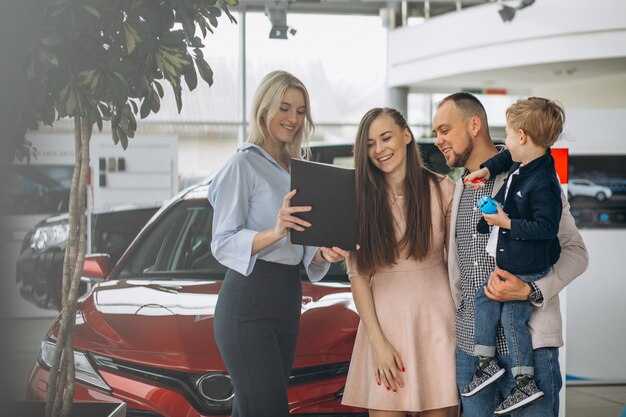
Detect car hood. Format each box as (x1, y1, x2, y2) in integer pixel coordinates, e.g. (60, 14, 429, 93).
(64, 279, 358, 369)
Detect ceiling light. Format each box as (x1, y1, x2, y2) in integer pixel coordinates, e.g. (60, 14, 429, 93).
(498, 5, 516, 22)
(266, 2, 296, 39)
(498, 0, 535, 23)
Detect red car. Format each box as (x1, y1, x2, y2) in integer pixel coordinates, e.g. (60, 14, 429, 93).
(26, 142, 453, 417)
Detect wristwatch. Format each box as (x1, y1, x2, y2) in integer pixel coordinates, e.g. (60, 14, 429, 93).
(528, 282, 544, 303)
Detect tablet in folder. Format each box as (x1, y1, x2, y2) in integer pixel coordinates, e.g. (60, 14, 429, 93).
(290, 158, 357, 251)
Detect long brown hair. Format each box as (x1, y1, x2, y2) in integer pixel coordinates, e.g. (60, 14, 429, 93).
(353, 108, 443, 276)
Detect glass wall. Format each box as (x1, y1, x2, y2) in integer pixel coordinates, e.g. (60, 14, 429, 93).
(244, 12, 387, 128)
(146, 11, 389, 177)
(153, 12, 387, 131)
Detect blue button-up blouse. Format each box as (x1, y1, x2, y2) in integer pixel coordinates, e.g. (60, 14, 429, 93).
(207, 143, 329, 281)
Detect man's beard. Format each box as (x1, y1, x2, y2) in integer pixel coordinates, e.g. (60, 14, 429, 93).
(448, 134, 473, 168)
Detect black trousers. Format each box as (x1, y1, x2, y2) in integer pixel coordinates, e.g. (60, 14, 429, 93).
(214, 260, 302, 417)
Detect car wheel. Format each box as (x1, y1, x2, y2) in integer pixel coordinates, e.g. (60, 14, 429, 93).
(595, 192, 606, 202)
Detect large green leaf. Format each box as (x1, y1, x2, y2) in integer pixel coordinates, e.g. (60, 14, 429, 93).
(154, 80, 164, 98)
(195, 57, 213, 86)
(140, 95, 151, 119)
(107, 72, 130, 105)
(172, 0, 196, 42)
(98, 102, 112, 119)
(172, 83, 183, 113)
(124, 22, 141, 54)
(95, 110, 103, 131)
(184, 63, 198, 91)
(117, 126, 129, 149)
(112, 123, 120, 145)
(129, 100, 138, 115)
(10, 0, 238, 177)
(150, 89, 161, 113)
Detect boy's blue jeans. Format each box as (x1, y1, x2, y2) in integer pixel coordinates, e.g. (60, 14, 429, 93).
(457, 347, 562, 417)
(473, 269, 548, 377)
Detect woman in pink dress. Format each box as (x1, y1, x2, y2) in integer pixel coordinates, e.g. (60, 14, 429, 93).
(342, 108, 458, 417)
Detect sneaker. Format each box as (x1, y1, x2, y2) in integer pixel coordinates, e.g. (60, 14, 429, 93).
(461, 358, 506, 397)
(494, 378, 544, 415)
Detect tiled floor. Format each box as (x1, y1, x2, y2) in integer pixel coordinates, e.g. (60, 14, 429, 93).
(566, 385, 626, 417)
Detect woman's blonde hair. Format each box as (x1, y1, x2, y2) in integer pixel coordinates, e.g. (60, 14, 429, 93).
(248, 70, 314, 162)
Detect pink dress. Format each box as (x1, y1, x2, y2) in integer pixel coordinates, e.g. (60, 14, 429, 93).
(342, 179, 458, 412)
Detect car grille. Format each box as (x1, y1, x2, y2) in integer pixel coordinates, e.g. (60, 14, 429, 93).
(92, 354, 350, 415)
(291, 415, 367, 417)
(124, 410, 367, 417)
(126, 411, 164, 417)
(92, 354, 230, 414)
(289, 362, 350, 385)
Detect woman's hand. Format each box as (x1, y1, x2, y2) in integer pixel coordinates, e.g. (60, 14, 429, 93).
(482, 205, 511, 229)
(316, 246, 351, 263)
(275, 189, 312, 238)
(372, 338, 405, 392)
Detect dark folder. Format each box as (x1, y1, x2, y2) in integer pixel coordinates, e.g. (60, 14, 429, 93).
(290, 158, 357, 251)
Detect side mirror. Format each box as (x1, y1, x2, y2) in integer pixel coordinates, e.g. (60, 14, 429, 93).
(82, 254, 111, 280)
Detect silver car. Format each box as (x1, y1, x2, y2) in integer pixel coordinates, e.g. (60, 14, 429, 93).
(568, 178, 613, 201)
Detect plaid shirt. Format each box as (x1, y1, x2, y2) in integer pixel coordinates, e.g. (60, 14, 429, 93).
(455, 171, 509, 356)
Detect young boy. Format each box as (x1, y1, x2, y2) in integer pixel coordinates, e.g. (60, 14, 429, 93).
(461, 97, 565, 415)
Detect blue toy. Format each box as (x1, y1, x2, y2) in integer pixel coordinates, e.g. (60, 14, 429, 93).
(477, 195, 501, 215)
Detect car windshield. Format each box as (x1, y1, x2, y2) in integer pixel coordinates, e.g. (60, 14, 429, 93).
(116, 198, 349, 283)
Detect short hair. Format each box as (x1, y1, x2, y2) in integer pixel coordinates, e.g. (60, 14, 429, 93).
(506, 97, 565, 147)
(248, 70, 314, 159)
(438, 92, 489, 127)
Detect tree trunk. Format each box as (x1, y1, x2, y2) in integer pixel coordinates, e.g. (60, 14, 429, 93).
(46, 115, 92, 417)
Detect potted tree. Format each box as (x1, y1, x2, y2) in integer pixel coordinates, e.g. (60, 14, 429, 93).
(1, 0, 237, 416)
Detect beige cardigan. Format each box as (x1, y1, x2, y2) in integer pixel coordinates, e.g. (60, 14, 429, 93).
(447, 173, 589, 349)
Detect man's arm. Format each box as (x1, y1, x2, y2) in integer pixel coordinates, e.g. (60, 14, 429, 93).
(533, 189, 588, 304)
(485, 189, 588, 305)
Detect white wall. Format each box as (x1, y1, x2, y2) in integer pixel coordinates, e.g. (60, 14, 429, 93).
(534, 73, 626, 109)
(177, 134, 237, 180)
(388, 0, 626, 88)
(568, 230, 626, 382)
(558, 108, 626, 154)
(556, 108, 626, 383)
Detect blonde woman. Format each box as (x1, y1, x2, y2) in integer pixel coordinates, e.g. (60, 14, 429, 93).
(208, 70, 346, 417)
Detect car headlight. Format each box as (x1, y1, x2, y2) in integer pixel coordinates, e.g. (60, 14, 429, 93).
(31, 223, 69, 251)
(38, 340, 111, 392)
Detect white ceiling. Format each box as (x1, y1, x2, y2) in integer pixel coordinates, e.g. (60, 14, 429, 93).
(236, 0, 491, 17)
(406, 57, 626, 94)
(234, 0, 626, 93)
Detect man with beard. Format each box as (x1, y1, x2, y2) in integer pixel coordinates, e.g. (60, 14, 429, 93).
(432, 92, 588, 417)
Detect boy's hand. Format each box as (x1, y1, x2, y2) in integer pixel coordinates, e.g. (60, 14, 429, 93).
(464, 167, 490, 189)
(482, 205, 511, 229)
